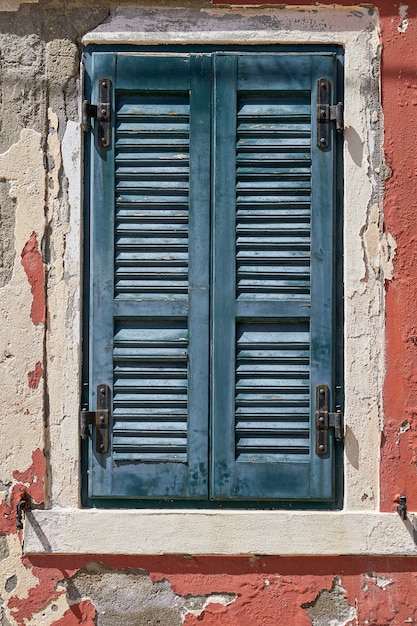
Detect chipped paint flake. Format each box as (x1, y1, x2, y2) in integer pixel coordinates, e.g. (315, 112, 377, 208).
(0, 0, 37, 10)
(364, 572, 393, 589)
(28, 361, 43, 389)
(398, 5, 409, 33)
(302, 577, 357, 626)
(49, 599, 97, 626)
(20, 232, 45, 325)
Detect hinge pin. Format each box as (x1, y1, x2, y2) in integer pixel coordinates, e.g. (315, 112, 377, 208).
(82, 77, 112, 149)
(315, 384, 344, 456)
(317, 78, 344, 149)
(80, 384, 111, 454)
(397, 495, 407, 520)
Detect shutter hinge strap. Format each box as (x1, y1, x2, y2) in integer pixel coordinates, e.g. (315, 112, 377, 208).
(315, 384, 344, 456)
(81, 77, 112, 149)
(80, 384, 110, 454)
(317, 78, 344, 149)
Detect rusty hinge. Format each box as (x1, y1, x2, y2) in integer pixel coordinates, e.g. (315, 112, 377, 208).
(315, 384, 344, 456)
(80, 384, 111, 454)
(317, 78, 344, 150)
(82, 77, 112, 149)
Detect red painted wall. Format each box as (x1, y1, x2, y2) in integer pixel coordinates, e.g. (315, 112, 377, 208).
(11, 555, 417, 625)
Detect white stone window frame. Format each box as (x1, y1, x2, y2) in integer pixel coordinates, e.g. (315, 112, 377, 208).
(25, 6, 416, 556)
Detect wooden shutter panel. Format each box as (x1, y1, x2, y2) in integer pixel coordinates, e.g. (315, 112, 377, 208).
(211, 53, 338, 501)
(86, 53, 211, 500)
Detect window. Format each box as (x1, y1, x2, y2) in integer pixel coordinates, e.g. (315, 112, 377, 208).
(82, 48, 343, 507)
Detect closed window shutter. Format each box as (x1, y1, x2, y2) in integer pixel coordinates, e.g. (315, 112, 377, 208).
(87, 53, 211, 499)
(211, 53, 337, 500)
(85, 49, 340, 504)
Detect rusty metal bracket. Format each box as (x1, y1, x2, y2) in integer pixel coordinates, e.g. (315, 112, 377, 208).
(315, 384, 344, 456)
(16, 497, 30, 531)
(317, 78, 344, 150)
(82, 76, 112, 149)
(80, 384, 110, 454)
(397, 495, 407, 521)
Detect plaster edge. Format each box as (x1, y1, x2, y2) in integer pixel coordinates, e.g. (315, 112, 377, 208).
(24, 510, 417, 556)
(81, 5, 376, 45)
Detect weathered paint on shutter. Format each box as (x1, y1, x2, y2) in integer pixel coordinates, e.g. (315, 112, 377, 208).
(85, 49, 341, 504)
(87, 53, 211, 499)
(211, 53, 337, 500)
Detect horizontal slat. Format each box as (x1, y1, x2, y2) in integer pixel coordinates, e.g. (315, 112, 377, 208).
(236, 93, 312, 298)
(115, 92, 190, 302)
(113, 320, 189, 462)
(235, 323, 310, 460)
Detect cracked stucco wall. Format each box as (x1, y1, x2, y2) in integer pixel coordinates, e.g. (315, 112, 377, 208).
(0, 1, 416, 625)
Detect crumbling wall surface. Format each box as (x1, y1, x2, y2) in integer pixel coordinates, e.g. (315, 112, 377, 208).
(0, 2, 109, 623)
(3, 555, 417, 626)
(0, 1, 416, 625)
(378, 1, 417, 510)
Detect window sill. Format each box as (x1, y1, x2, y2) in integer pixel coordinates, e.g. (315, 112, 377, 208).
(24, 509, 417, 556)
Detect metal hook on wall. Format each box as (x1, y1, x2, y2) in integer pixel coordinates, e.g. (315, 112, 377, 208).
(16, 497, 30, 531)
(396, 495, 407, 521)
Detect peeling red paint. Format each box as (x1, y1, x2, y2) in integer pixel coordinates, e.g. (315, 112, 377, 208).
(8, 561, 78, 626)
(12, 448, 45, 503)
(20, 231, 45, 325)
(379, 3, 417, 510)
(0, 449, 44, 534)
(28, 361, 43, 389)
(17, 556, 417, 625)
(50, 600, 96, 626)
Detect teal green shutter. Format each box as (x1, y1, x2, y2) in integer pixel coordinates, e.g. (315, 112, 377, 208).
(87, 52, 211, 499)
(211, 53, 337, 500)
(85, 49, 340, 504)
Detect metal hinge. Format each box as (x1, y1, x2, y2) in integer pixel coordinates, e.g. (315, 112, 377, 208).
(80, 384, 111, 454)
(317, 78, 344, 150)
(315, 384, 344, 456)
(82, 77, 112, 149)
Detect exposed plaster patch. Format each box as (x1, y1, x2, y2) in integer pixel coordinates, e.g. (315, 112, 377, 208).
(185, 592, 237, 617)
(301, 577, 357, 626)
(361, 203, 381, 281)
(380, 231, 397, 281)
(83, 5, 377, 44)
(0, 181, 17, 289)
(0, 129, 45, 482)
(0, 534, 9, 560)
(5, 574, 17, 593)
(47, 109, 62, 208)
(1, 535, 40, 625)
(396, 420, 411, 444)
(0, 0, 37, 11)
(398, 5, 409, 33)
(61, 120, 81, 281)
(360, 202, 396, 287)
(0, 449, 44, 537)
(63, 564, 237, 626)
(364, 572, 393, 589)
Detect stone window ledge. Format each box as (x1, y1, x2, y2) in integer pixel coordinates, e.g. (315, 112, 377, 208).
(24, 509, 417, 556)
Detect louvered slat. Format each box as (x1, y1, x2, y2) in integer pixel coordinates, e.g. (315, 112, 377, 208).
(236, 98, 311, 301)
(234, 93, 312, 462)
(115, 95, 190, 300)
(235, 323, 310, 461)
(113, 92, 190, 462)
(113, 321, 188, 461)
